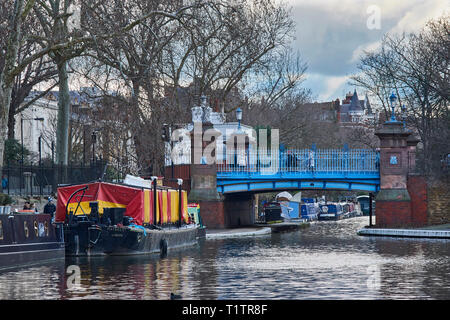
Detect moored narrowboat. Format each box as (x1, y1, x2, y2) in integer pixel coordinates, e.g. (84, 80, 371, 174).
(318, 203, 344, 220)
(300, 203, 319, 221)
(341, 203, 351, 218)
(356, 195, 374, 216)
(56, 179, 200, 256)
(0, 212, 65, 271)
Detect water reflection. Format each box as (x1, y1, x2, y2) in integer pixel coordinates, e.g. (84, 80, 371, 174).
(0, 217, 450, 299)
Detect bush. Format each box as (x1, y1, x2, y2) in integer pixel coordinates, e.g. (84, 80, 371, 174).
(0, 193, 13, 206)
(3, 138, 31, 165)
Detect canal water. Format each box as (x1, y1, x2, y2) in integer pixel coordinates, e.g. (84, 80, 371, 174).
(1, 216, 450, 300)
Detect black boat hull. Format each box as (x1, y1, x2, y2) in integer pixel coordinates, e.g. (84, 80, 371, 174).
(0, 214, 65, 271)
(64, 222, 199, 256)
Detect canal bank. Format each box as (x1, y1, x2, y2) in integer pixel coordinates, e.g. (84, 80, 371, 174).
(358, 223, 450, 239)
(206, 220, 310, 239)
(206, 227, 272, 239)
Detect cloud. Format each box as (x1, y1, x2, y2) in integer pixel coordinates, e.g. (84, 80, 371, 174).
(287, 0, 449, 101)
(349, 41, 381, 64)
(387, 0, 449, 34)
(304, 73, 350, 102)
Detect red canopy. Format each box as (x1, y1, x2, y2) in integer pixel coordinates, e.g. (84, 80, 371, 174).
(56, 181, 189, 226)
(56, 182, 144, 224)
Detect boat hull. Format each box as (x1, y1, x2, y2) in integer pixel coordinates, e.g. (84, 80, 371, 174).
(64, 222, 199, 256)
(317, 213, 344, 221)
(0, 214, 65, 271)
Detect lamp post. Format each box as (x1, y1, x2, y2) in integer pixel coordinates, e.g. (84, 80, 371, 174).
(401, 104, 407, 129)
(91, 130, 97, 164)
(389, 92, 397, 122)
(38, 134, 42, 195)
(236, 107, 242, 131)
(177, 178, 183, 228)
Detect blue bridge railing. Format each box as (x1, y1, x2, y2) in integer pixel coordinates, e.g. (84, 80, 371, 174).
(217, 149, 380, 175)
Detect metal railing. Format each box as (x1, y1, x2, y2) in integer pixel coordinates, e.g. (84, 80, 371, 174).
(1, 161, 108, 196)
(217, 149, 380, 174)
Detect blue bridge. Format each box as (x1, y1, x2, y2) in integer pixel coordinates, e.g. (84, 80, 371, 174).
(217, 149, 380, 194)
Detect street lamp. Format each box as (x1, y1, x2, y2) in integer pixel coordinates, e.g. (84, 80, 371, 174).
(389, 92, 397, 122)
(177, 178, 183, 227)
(236, 107, 242, 130)
(91, 130, 97, 163)
(401, 104, 407, 129)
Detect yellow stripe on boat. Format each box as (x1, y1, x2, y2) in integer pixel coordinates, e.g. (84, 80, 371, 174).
(162, 190, 168, 224)
(67, 200, 126, 215)
(144, 189, 150, 224)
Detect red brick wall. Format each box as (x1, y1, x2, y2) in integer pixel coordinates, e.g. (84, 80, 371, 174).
(163, 164, 191, 192)
(198, 200, 225, 229)
(375, 201, 411, 228)
(407, 175, 428, 227)
(427, 179, 450, 225)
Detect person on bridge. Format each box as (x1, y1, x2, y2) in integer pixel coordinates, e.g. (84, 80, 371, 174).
(309, 150, 315, 171)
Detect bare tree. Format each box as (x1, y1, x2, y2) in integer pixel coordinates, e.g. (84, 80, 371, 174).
(0, 0, 202, 185)
(72, 0, 302, 175)
(351, 14, 450, 177)
(0, 0, 35, 191)
(0, 1, 58, 141)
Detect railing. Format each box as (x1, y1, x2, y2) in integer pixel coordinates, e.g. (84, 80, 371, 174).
(1, 161, 108, 196)
(217, 149, 380, 174)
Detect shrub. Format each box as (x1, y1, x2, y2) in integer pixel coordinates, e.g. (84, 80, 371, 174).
(0, 193, 13, 206)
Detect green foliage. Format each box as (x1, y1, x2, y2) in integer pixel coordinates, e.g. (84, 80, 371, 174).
(3, 138, 30, 165)
(103, 164, 122, 182)
(0, 193, 13, 205)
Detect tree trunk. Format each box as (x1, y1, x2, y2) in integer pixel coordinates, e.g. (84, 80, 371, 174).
(55, 60, 71, 166)
(0, 0, 26, 191)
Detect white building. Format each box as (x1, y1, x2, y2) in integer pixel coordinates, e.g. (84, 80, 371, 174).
(14, 92, 58, 162)
(166, 97, 256, 166)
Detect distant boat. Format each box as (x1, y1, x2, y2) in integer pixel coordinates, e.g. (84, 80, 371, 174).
(318, 204, 344, 220)
(300, 203, 319, 221)
(356, 195, 375, 216)
(275, 191, 293, 202)
(261, 202, 282, 223)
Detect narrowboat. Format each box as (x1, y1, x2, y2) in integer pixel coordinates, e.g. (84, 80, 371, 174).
(318, 203, 344, 220)
(352, 202, 363, 217)
(0, 212, 65, 271)
(261, 202, 282, 223)
(356, 195, 374, 216)
(56, 179, 200, 256)
(341, 203, 350, 218)
(300, 203, 319, 221)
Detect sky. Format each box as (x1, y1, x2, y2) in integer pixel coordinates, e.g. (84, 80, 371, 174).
(288, 0, 449, 102)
